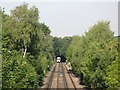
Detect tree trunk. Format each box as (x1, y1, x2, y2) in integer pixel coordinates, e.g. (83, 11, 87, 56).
(23, 45, 27, 58)
(80, 72, 83, 82)
(80, 72, 85, 85)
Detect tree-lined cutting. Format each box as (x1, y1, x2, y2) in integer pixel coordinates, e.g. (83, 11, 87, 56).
(1, 3, 120, 89)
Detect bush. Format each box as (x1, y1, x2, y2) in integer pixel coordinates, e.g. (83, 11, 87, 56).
(2, 50, 38, 88)
(66, 21, 119, 88)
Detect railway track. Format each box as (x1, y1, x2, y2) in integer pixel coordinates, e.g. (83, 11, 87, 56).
(47, 63, 57, 89)
(63, 63, 77, 90)
(46, 62, 76, 89)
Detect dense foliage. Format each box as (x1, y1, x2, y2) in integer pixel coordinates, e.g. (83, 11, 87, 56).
(1, 3, 119, 89)
(52, 36, 72, 61)
(0, 7, 2, 88)
(66, 21, 120, 88)
(2, 3, 54, 88)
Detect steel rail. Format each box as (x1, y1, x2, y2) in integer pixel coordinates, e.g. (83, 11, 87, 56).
(61, 63, 68, 90)
(64, 63, 77, 90)
(46, 63, 57, 89)
(57, 63, 60, 89)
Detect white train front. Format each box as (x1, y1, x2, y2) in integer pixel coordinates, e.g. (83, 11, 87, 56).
(56, 57, 61, 63)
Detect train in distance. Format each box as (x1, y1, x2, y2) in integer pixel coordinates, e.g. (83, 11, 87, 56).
(56, 56, 61, 63)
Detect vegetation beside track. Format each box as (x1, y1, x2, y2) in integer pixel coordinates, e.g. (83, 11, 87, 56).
(66, 21, 120, 88)
(2, 3, 54, 88)
(1, 3, 119, 89)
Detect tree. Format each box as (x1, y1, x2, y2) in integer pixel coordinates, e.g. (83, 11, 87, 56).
(66, 21, 119, 88)
(2, 51, 38, 88)
(9, 3, 39, 58)
(60, 36, 72, 57)
(2, 3, 54, 88)
(0, 7, 2, 88)
(52, 37, 62, 57)
(105, 37, 120, 87)
(52, 36, 72, 61)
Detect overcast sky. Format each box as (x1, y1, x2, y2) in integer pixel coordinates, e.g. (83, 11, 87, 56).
(1, 0, 119, 37)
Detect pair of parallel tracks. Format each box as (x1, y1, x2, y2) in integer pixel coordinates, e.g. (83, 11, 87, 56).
(47, 62, 76, 90)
